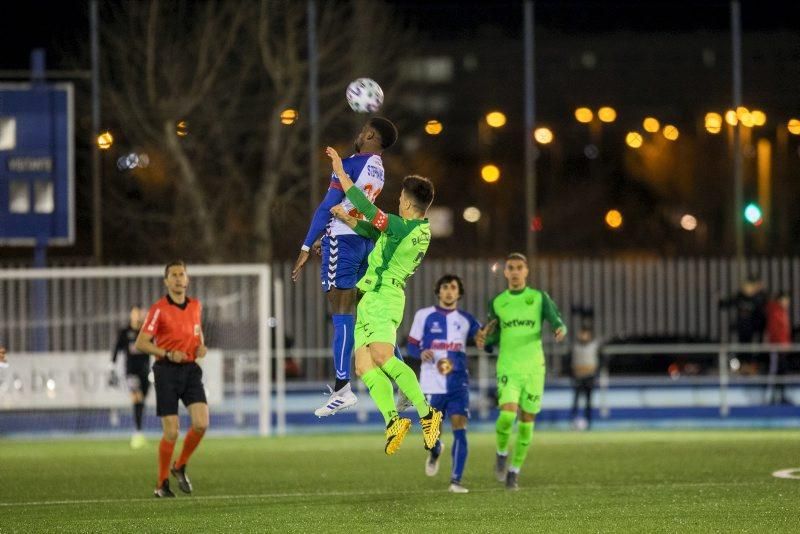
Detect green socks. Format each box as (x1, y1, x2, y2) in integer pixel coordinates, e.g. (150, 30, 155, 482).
(361, 367, 397, 425)
(380, 357, 430, 418)
(511, 421, 535, 471)
(495, 410, 516, 454)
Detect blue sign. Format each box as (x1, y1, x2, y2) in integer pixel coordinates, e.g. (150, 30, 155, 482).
(0, 83, 74, 246)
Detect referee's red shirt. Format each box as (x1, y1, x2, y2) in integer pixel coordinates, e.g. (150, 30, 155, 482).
(142, 295, 203, 362)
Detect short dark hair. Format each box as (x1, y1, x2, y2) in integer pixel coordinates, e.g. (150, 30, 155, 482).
(164, 260, 187, 278)
(506, 252, 528, 264)
(435, 274, 464, 298)
(369, 117, 398, 149)
(402, 175, 434, 213)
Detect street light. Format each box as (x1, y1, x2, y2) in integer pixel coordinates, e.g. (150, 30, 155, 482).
(574, 107, 593, 123)
(744, 202, 763, 226)
(97, 131, 113, 150)
(751, 110, 766, 126)
(663, 124, 679, 141)
(463, 206, 481, 222)
(705, 112, 722, 134)
(425, 120, 443, 135)
(280, 109, 298, 125)
(605, 209, 623, 229)
(643, 117, 660, 133)
(176, 120, 188, 136)
(788, 119, 800, 135)
(597, 106, 616, 123)
(680, 214, 698, 231)
(533, 127, 553, 144)
(625, 131, 643, 148)
(481, 164, 500, 183)
(485, 111, 506, 128)
(725, 110, 738, 126)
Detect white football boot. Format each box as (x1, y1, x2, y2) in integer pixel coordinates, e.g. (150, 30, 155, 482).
(314, 383, 358, 417)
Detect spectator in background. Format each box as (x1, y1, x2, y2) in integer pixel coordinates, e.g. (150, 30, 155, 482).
(765, 292, 792, 405)
(719, 275, 768, 373)
(0, 346, 7, 366)
(570, 326, 600, 430)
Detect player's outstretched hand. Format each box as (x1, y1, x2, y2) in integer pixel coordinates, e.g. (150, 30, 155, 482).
(421, 349, 435, 362)
(475, 319, 497, 350)
(554, 327, 567, 343)
(196, 345, 208, 359)
(330, 204, 358, 229)
(311, 238, 323, 257)
(291, 250, 310, 282)
(325, 147, 346, 180)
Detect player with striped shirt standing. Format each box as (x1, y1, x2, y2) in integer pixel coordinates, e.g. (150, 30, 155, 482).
(292, 118, 398, 417)
(136, 261, 209, 498)
(407, 275, 481, 493)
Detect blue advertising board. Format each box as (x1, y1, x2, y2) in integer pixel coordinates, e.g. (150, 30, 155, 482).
(0, 83, 74, 246)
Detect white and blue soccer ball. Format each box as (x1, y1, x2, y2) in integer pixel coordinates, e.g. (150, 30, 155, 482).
(346, 78, 384, 113)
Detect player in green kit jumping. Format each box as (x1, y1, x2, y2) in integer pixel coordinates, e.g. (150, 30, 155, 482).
(325, 146, 443, 456)
(476, 252, 566, 490)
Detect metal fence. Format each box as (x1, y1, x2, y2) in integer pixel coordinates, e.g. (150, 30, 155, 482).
(276, 256, 800, 349)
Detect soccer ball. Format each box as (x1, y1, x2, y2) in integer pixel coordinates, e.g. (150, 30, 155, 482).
(346, 78, 383, 113)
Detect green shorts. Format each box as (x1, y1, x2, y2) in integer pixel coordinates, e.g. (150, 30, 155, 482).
(354, 289, 405, 350)
(496, 370, 545, 414)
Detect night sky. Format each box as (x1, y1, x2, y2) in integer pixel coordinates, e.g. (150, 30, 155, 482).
(2, 1, 798, 70)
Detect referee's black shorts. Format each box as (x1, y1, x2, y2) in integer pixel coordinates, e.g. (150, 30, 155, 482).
(153, 359, 207, 417)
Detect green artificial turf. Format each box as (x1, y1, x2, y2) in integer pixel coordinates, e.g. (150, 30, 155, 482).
(0, 430, 797, 533)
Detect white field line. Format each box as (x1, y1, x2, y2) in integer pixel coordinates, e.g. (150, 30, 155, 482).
(0, 479, 781, 508)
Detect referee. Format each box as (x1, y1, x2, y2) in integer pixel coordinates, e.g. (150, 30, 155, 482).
(136, 260, 209, 498)
(111, 305, 150, 449)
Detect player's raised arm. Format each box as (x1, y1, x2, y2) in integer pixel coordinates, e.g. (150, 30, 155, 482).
(326, 146, 380, 220)
(292, 179, 346, 282)
(330, 205, 381, 241)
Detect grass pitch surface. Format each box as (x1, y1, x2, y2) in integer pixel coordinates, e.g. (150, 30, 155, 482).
(0, 429, 797, 532)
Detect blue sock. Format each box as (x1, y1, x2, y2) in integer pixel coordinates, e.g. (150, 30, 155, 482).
(451, 429, 468, 483)
(393, 344, 404, 362)
(332, 314, 355, 382)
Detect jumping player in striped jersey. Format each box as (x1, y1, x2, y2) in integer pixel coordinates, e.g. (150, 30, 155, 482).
(292, 118, 398, 417)
(407, 274, 481, 493)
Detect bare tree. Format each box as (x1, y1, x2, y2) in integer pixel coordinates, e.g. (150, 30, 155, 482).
(101, 0, 415, 263)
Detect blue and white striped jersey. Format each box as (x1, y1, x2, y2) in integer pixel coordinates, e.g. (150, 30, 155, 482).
(407, 306, 481, 394)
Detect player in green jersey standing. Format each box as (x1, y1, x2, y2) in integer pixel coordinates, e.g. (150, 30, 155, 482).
(325, 146, 443, 456)
(476, 252, 566, 490)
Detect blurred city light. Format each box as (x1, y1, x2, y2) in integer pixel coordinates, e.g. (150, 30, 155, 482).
(96, 131, 113, 150)
(605, 209, 623, 229)
(597, 106, 617, 123)
(463, 206, 481, 222)
(705, 112, 722, 134)
(485, 111, 506, 128)
(725, 110, 738, 126)
(280, 109, 298, 125)
(481, 164, 500, 183)
(744, 202, 763, 226)
(425, 119, 443, 135)
(787, 119, 800, 135)
(574, 107, 593, 123)
(739, 112, 754, 128)
(663, 124, 679, 141)
(751, 110, 766, 126)
(680, 214, 698, 231)
(176, 120, 188, 137)
(533, 127, 553, 144)
(735, 106, 749, 120)
(625, 131, 643, 148)
(643, 117, 660, 133)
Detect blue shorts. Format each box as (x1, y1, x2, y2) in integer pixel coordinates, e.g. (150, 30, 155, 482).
(427, 388, 470, 419)
(321, 234, 373, 291)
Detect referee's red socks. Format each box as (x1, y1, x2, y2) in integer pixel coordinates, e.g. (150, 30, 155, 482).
(175, 428, 205, 469)
(158, 438, 177, 484)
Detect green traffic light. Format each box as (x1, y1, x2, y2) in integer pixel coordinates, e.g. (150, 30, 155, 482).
(744, 203, 763, 225)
